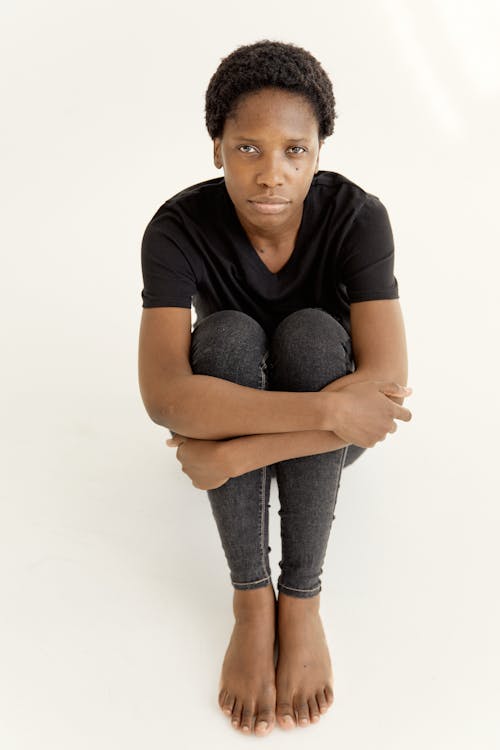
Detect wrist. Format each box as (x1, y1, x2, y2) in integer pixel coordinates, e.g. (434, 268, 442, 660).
(318, 390, 343, 431)
(215, 438, 239, 478)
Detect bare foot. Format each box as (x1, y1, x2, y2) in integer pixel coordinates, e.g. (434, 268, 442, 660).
(275, 592, 334, 729)
(218, 584, 278, 736)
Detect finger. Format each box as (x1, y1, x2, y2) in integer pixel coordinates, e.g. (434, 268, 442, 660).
(166, 437, 181, 446)
(380, 382, 412, 395)
(395, 406, 412, 421)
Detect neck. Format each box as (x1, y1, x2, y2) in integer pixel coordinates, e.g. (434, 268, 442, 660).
(237, 205, 304, 253)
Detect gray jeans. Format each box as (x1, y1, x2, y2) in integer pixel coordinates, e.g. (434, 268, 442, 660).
(170, 307, 367, 599)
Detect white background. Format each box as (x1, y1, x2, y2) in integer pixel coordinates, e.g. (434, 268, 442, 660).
(1, 1, 499, 747)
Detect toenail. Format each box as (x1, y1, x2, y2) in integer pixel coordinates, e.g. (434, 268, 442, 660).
(283, 715, 293, 724)
(257, 721, 268, 730)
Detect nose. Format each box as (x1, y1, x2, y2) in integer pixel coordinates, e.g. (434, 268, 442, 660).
(256, 152, 286, 188)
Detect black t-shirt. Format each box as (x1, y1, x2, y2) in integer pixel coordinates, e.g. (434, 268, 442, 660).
(140, 169, 399, 338)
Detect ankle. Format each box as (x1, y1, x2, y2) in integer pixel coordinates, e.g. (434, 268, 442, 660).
(233, 584, 276, 620)
(278, 591, 321, 616)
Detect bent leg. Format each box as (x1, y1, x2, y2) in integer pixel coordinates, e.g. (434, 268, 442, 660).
(187, 310, 273, 592)
(269, 308, 365, 599)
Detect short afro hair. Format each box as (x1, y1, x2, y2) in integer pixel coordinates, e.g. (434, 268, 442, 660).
(205, 39, 337, 142)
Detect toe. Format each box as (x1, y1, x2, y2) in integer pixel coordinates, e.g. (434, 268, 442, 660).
(316, 690, 328, 714)
(218, 688, 226, 709)
(324, 684, 334, 706)
(308, 696, 321, 723)
(295, 697, 310, 727)
(255, 706, 275, 735)
(231, 700, 242, 729)
(240, 705, 255, 733)
(276, 701, 296, 729)
(222, 692, 235, 716)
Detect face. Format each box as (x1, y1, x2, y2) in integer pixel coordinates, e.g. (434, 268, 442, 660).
(213, 87, 324, 233)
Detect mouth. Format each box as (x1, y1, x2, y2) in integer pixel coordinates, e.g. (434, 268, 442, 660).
(248, 199, 290, 214)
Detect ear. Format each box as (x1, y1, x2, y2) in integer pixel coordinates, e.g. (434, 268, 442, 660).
(315, 139, 324, 173)
(213, 138, 223, 169)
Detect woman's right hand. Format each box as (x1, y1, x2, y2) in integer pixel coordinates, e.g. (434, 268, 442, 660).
(326, 381, 413, 448)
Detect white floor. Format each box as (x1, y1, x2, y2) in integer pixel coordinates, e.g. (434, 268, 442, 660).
(1, 381, 498, 749)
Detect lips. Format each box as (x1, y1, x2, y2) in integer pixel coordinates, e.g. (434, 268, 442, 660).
(249, 200, 290, 214)
(249, 197, 290, 204)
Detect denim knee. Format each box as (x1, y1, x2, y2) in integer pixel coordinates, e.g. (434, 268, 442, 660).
(189, 310, 268, 386)
(270, 307, 354, 392)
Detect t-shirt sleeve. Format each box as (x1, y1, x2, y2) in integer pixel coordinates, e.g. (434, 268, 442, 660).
(141, 221, 198, 308)
(339, 194, 399, 303)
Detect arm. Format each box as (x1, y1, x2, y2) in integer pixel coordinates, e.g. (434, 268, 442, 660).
(158, 296, 407, 441)
(218, 368, 370, 477)
(220, 428, 349, 478)
(218, 299, 410, 477)
(157, 375, 334, 440)
(139, 307, 337, 441)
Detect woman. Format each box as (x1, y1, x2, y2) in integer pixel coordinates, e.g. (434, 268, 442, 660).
(139, 39, 413, 736)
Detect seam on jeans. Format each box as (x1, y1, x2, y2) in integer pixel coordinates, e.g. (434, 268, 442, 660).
(259, 350, 270, 580)
(260, 465, 268, 577)
(330, 445, 349, 520)
(279, 582, 321, 593)
(232, 575, 272, 586)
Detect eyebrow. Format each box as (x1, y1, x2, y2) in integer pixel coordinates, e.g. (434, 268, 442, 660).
(231, 135, 311, 142)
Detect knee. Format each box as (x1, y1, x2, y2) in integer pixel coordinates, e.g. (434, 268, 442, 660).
(190, 309, 268, 388)
(270, 308, 353, 391)
(275, 307, 348, 344)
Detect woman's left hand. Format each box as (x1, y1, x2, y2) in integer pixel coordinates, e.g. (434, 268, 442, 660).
(165, 433, 231, 490)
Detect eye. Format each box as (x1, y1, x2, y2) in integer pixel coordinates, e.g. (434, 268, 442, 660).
(237, 144, 306, 155)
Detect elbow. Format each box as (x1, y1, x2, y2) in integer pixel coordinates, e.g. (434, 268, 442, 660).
(138, 376, 177, 429)
(139, 373, 193, 432)
(139, 391, 173, 428)
(149, 402, 174, 428)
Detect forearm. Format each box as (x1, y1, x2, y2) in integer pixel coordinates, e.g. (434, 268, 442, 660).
(221, 374, 362, 475)
(222, 428, 351, 478)
(152, 374, 331, 440)
(220, 367, 406, 476)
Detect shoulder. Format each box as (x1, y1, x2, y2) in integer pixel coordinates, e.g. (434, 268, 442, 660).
(144, 176, 227, 233)
(311, 170, 387, 215)
(308, 170, 391, 240)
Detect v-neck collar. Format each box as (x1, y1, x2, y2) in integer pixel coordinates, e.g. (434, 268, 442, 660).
(223, 182, 311, 281)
